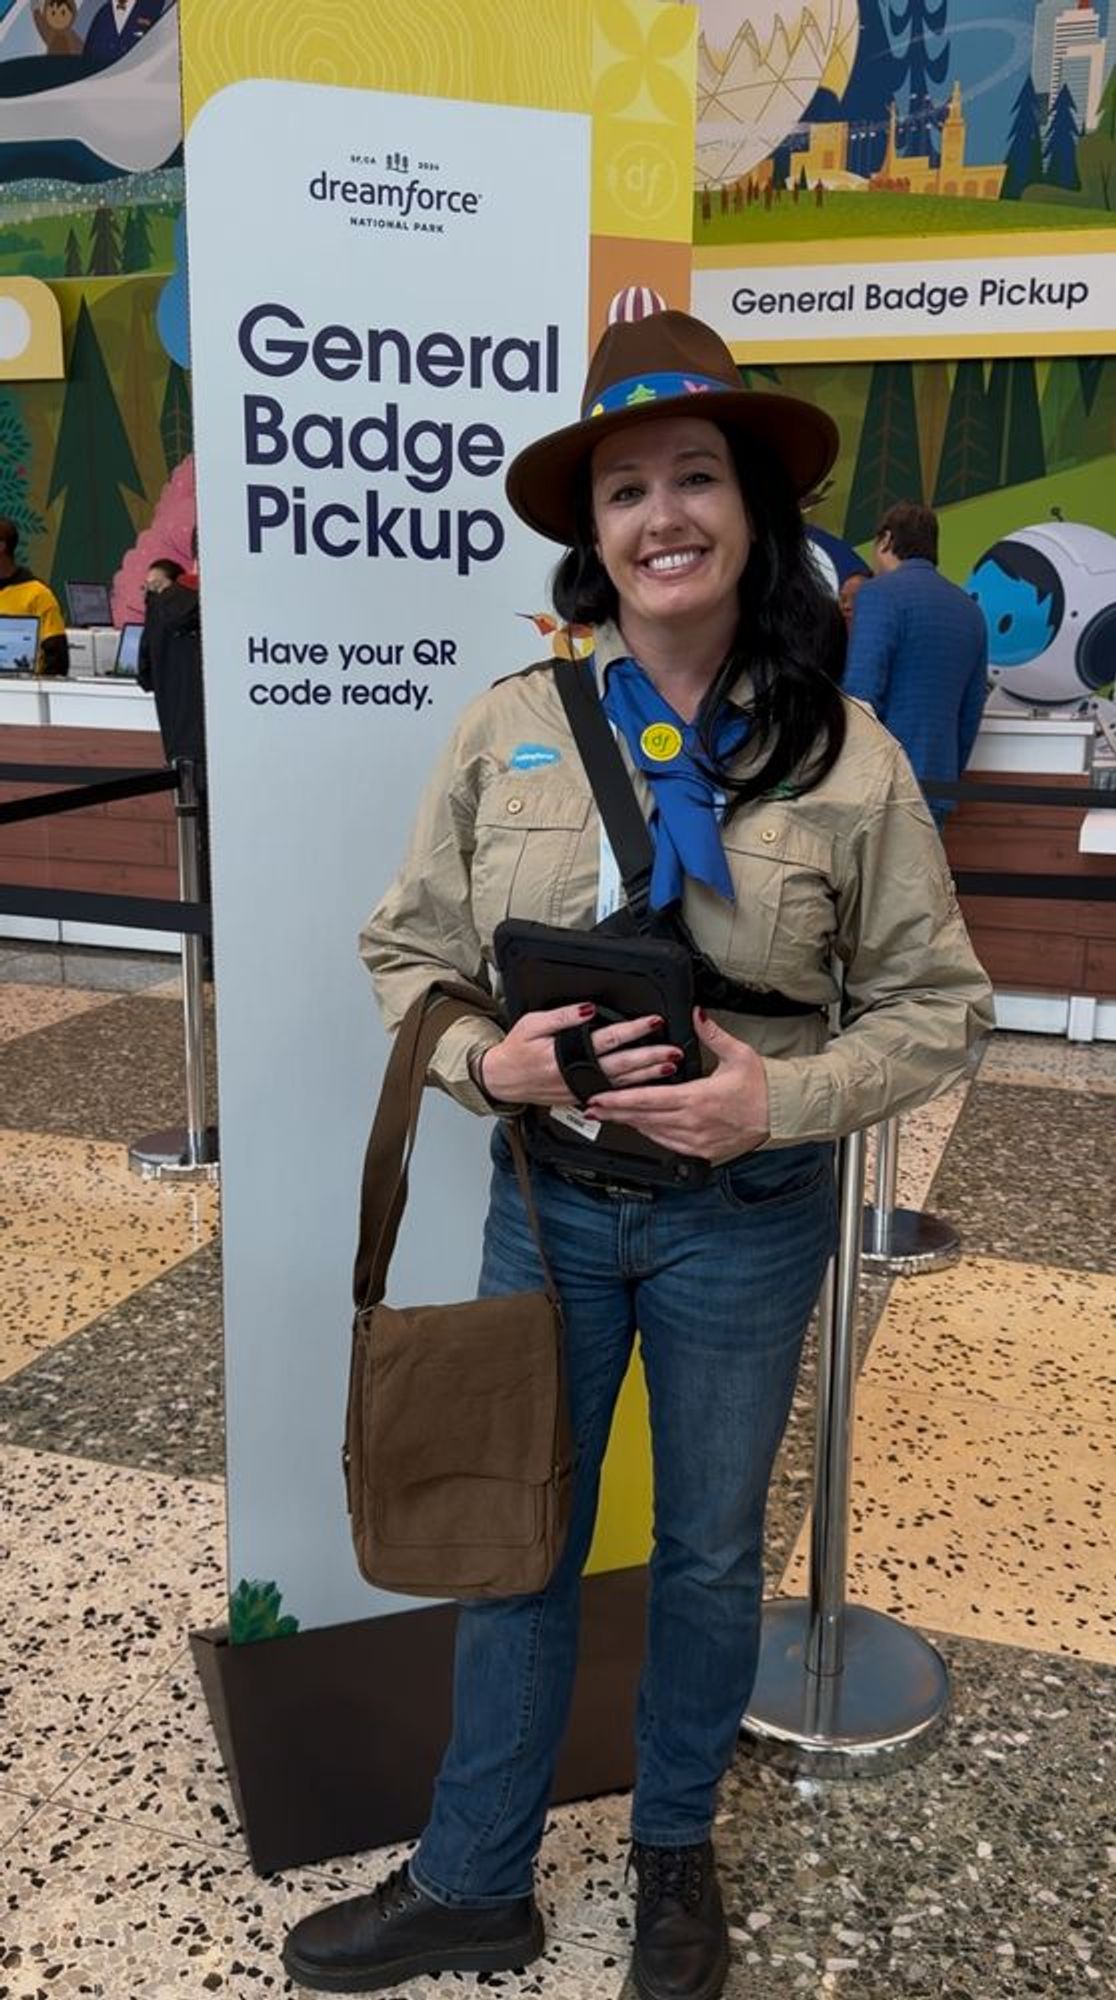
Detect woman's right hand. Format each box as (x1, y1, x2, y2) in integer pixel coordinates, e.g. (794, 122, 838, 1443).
(479, 1004, 682, 1108)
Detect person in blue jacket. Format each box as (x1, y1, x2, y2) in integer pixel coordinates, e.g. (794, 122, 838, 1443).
(843, 501, 988, 824)
(82, 0, 165, 66)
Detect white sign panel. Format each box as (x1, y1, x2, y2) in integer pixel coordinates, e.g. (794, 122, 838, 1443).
(693, 239, 1116, 360)
(185, 80, 589, 1633)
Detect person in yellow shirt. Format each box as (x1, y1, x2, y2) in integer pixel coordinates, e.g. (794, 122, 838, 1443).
(0, 520, 69, 677)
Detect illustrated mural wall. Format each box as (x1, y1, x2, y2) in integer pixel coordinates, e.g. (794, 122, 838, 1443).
(689, 0, 1116, 234)
(685, 0, 1116, 707)
(2, 0, 1114, 694)
(0, 0, 191, 615)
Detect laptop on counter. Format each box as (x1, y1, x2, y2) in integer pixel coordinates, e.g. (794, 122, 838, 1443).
(65, 580, 113, 627)
(0, 614, 40, 674)
(113, 623, 143, 677)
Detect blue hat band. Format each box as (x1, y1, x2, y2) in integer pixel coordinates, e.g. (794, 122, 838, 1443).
(583, 370, 736, 420)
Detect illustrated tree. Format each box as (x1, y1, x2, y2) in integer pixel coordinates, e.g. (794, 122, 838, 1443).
(121, 206, 154, 272)
(1075, 63, 1116, 210)
(0, 391, 48, 550)
(915, 359, 952, 499)
(983, 356, 1008, 461)
(1000, 76, 1044, 200)
(933, 360, 997, 504)
(63, 227, 83, 278)
(843, 361, 924, 545)
(46, 300, 143, 596)
(1077, 359, 1116, 461)
(160, 361, 193, 474)
(1001, 359, 1046, 488)
(120, 291, 166, 517)
(1043, 82, 1081, 192)
(86, 204, 121, 276)
(1077, 356, 1104, 413)
(1041, 358, 1086, 469)
(804, 0, 903, 178)
(889, 0, 950, 162)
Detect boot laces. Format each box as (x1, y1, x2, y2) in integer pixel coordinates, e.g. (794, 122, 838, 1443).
(363, 1861, 422, 1923)
(630, 1842, 708, 1913)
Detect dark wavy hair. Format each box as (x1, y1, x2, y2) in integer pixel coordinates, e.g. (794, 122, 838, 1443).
(551, 428, 847, 826)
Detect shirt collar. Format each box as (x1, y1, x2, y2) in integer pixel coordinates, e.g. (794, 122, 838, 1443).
(591, 619, 627, 694)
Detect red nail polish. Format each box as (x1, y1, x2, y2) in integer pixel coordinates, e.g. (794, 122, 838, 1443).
(661, 1062, 678, 1075)
(650, 1015, 665, 1030)
(578, 1003, 596, 1019)
(697, 1007, 707, 1023)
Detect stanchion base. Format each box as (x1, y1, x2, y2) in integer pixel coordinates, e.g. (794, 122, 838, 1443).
(861, 1207, 960, 1273)
(129, 1127, 220, 1183)
(739, 1599, 949, 1778)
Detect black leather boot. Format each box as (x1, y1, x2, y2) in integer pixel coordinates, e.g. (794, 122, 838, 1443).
(281, 1862, 545, 1993)
(630, 1840, 730, 2000)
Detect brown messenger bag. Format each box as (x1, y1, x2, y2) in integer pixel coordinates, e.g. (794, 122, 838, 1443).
(344, 981, 573, 1600)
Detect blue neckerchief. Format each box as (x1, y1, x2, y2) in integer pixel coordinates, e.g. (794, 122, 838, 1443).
(601, 656, 750, 910)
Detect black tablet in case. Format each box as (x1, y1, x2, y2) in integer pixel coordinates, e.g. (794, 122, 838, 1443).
(492, 919, 709, 1189)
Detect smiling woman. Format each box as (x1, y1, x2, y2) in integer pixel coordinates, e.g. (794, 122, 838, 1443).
(587, 418, 751, 720)
(283, 301, 995, 2000)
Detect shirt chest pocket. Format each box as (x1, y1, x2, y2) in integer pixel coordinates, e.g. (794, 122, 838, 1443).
(471, 775, 594, 943)
(720, 815, 837, 991)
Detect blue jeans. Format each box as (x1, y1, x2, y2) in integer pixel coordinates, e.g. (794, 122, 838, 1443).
(411, 1130, 836, 1907)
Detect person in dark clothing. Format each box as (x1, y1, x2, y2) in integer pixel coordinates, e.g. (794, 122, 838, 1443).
(138, 546, 212, 969)
(144, 557, 183, 598)
(138, 567, 205, 766)
(0, 518, 69, 677)
(82, 0, 166, 66)
(842, 501, 988, 825)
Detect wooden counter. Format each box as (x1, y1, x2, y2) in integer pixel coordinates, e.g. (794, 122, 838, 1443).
(942, 772, 1116, 1001)
(0, 678, 176, 952)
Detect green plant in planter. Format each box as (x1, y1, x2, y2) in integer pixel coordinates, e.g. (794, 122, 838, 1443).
(228, 1578, 300, 1644)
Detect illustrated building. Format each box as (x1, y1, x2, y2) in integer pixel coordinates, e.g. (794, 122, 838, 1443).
(1052, 1, 1105, 127)
(793, 81, 1004, 197)
(1033, 0, 1068, 95)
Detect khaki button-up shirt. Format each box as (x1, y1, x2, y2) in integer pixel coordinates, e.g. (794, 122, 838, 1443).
(360, 625, 994, 1144)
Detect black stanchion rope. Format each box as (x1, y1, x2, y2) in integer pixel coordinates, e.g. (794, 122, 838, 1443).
(0, 883, 210, 935)
(952, 870, 1116, 902)
(0, 767, 177, 826)
(926, 777, 1116, 809)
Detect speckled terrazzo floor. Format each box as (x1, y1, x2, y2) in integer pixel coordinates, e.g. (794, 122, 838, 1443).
(0, 981, 116, 1044)
(0, 1239, 224, 1477)
(4, 942, 1116, 1998)
(0, 941, 177, 992)
(926, 1080, 1116, 1277)
(0, 990, 217, 1143)
(0, 1128, 218, 1378)
(978, 1029, 1116, 1097)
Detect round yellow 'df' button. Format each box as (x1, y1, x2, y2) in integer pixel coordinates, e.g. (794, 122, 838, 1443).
(640, 722, 683, 764)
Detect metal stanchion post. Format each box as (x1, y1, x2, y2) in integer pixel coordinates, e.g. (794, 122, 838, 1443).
(739, 1128, 950, 1776)
(129, 759, 219, 1183)
(860, 1114, 959, 1273)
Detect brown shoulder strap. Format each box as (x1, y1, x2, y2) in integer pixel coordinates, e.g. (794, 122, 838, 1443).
(353, 981, 558, 1313)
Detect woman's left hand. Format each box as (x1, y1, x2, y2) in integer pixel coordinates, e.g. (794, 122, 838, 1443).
(585, 1010, 770, 1164)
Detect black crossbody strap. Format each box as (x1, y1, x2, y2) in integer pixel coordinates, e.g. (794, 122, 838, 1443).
(554, 656, 654, 926)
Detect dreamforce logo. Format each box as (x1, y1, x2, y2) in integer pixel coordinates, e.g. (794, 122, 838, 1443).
(309, 169, 481, 221)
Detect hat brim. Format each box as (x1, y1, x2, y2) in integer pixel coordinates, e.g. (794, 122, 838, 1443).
(505, 390, 839, 546)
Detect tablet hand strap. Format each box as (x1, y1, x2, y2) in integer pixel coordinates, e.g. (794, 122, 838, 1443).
(554, 1023, 612, 1106)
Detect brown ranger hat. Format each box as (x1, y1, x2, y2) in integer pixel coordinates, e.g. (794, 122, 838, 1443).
(505, 306, 839, 547)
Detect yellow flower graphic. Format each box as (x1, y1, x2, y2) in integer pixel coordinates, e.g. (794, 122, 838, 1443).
(593, 0, 694, 127)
